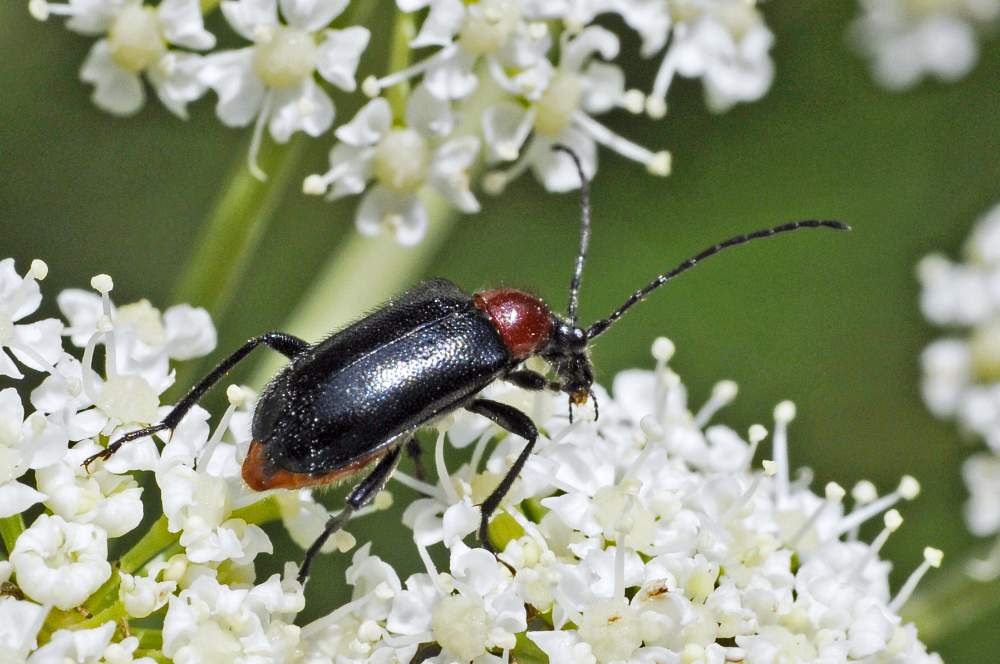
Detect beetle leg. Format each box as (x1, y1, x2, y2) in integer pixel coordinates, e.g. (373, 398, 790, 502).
(298, 445, 403, 583)
(465, 399, 539, 553)
(405, 437, 426, 481)
(82, 331, 309, 471)
(504, 369, 562, 393)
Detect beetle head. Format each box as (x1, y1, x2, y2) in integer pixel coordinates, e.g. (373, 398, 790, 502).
(543, 317, 594, 406)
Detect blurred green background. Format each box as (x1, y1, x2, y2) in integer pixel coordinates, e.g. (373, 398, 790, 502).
(3, 1, 1000, 660)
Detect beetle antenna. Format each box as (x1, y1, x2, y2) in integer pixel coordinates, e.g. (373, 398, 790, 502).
(553, 145, 591, 326)
(586, 220, 851, 339)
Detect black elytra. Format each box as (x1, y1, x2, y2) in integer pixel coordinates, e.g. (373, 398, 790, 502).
(83, 146, 850, 584)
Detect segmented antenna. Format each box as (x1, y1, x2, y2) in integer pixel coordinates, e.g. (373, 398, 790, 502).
(586, 220, 851, 339)
(553, 145, 591, 325)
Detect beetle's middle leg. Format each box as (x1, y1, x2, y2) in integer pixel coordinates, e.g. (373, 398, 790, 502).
(298, 444, 403, 583)
(465, 398, 538, 553)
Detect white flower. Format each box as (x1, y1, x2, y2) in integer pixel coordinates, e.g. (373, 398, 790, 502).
(27, 621, 154, 664)
(0, 387, 68, 518)
(0, 597, 49, 662)
(376, 0, 557, 101)
(0, 258, 63, 380)
(482, 26, 671, 194)
(34, 438, 144, 537)
(162, 569, 305, 662)
(31, 0, 215, 116)
(10, 514, 112, 611)
(640, 0, 775, 115)
(304, 89, 481, 245)
(919, 201, 1000, 548)
(851, 0, 999, 90)
(200, 0, 370, 179)
(119, 570, 177, 618)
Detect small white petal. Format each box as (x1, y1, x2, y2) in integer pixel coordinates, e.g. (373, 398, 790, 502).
(280, 0, 348, 32)
(316, 26, 371, 91)
(80, 40, 146, 116)
(199, 49, 266, 127)
(268, 79, 334, 142)
(158, 0, 216, 50)
(220, 0, 279, 42)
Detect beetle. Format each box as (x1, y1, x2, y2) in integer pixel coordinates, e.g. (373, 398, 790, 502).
(83, 147, 848, 583)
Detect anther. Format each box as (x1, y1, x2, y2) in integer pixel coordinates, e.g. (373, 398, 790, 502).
(362, 75, 381, 98)
(29, 0, 49, 20)
(302, 174, 327, 195)
(28, 259, 48, 280)
(91, 274, 114, 294)
(623, 89, 646, 114)
(651, 336, 675, 363)
(645, 96, 667, 119)
(888, 547, 943, 613)
(646, 150, 672, 176)
(226, 384, 247, 407)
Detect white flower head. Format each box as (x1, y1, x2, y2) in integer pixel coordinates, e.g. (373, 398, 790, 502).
(11, 514, 112, 611)
(482, 26, 671, 194)
(305, 90, 481, 245)
(31, 0, 216, 116)
(0, 258, 63, 380)
(0, 387, 68, 518)
(851, 0, 999, 90)
(200, 0, 370, 179)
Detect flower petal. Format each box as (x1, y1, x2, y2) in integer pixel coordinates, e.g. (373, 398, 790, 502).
(355, 186, 428, 246)
(147, 52, 208, 119)
(528, 129, 596, 192)
(199, 49, 266, 127)
(279, 0, 348, 32)
(158, 0, 216, 50)
(334, 97, 392, 146)
(316, 26, 370, 91)
(411, 0, 463, 48)
(79, 40, 146, 117)
(429, 136, 481, 213)
(221, 0, 278, 42)
(268, 79, 334, 142)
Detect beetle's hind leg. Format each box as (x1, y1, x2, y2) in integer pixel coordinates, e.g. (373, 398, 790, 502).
(465, 399, 538, 553)
(298, 444, 404, 583)
(82, 332, 309, 471)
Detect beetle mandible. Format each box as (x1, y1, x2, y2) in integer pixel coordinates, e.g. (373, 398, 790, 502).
(83, 147, 848, 583)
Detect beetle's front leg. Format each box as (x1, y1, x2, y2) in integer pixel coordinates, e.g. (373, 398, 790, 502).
(83, 332, 309, 470)
(298, 444, 404, 583)
(465, 399, 538, 553)
(504, 369, 562, 393)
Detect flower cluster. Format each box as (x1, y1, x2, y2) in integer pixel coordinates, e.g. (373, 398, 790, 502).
(918, 201, 1000, 578)
(30, 0, 777, 244)
(850, 0, 1000, 90)
(1, 257, 940, 662)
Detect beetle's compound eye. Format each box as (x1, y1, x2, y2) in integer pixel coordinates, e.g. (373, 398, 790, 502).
(569, 327, 587, 351)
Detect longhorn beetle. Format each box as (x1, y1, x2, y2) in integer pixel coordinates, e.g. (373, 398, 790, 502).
(83, 147, 848, 583)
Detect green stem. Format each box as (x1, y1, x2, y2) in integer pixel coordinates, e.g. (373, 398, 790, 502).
(74, 602, 125, 630)
(119, 515, 178, 575)
(170, 135, 306, 319)
(250, 193, 461, 385)
(0, 513, 25, 555)
(903, 545, 1000, 646)
(386, 10, 416, 122)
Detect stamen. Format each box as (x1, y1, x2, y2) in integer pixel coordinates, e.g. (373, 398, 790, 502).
(651, 337, 675, 423)
(772, 400, 795, 503)
(5, 259, 50, 316)
(648, 47, 679, 118)
(572, 112, 671, 176)
(391, 470, 440, 498)
(197, 385, 244, 470)
(247, 92, 274, 182)
(434, 429, 460, 504)
(694, 379, 738, 428)
(851, 509, 902, 578)
(6, 342, 59, 377)
(80, 327, 109, 403)
(482, 141, 535, 194)
(848, 480, 878, 541)
(788, 482, 845, 547)
(888, 547, 942, 613)
(28, 259, 48, 280)
(363, 44, 458, 97)
(29, 0, 75, 20)
(744, 424, 767, 469)
(833, 476, 920, 538)
(469, 428, 493, 474)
